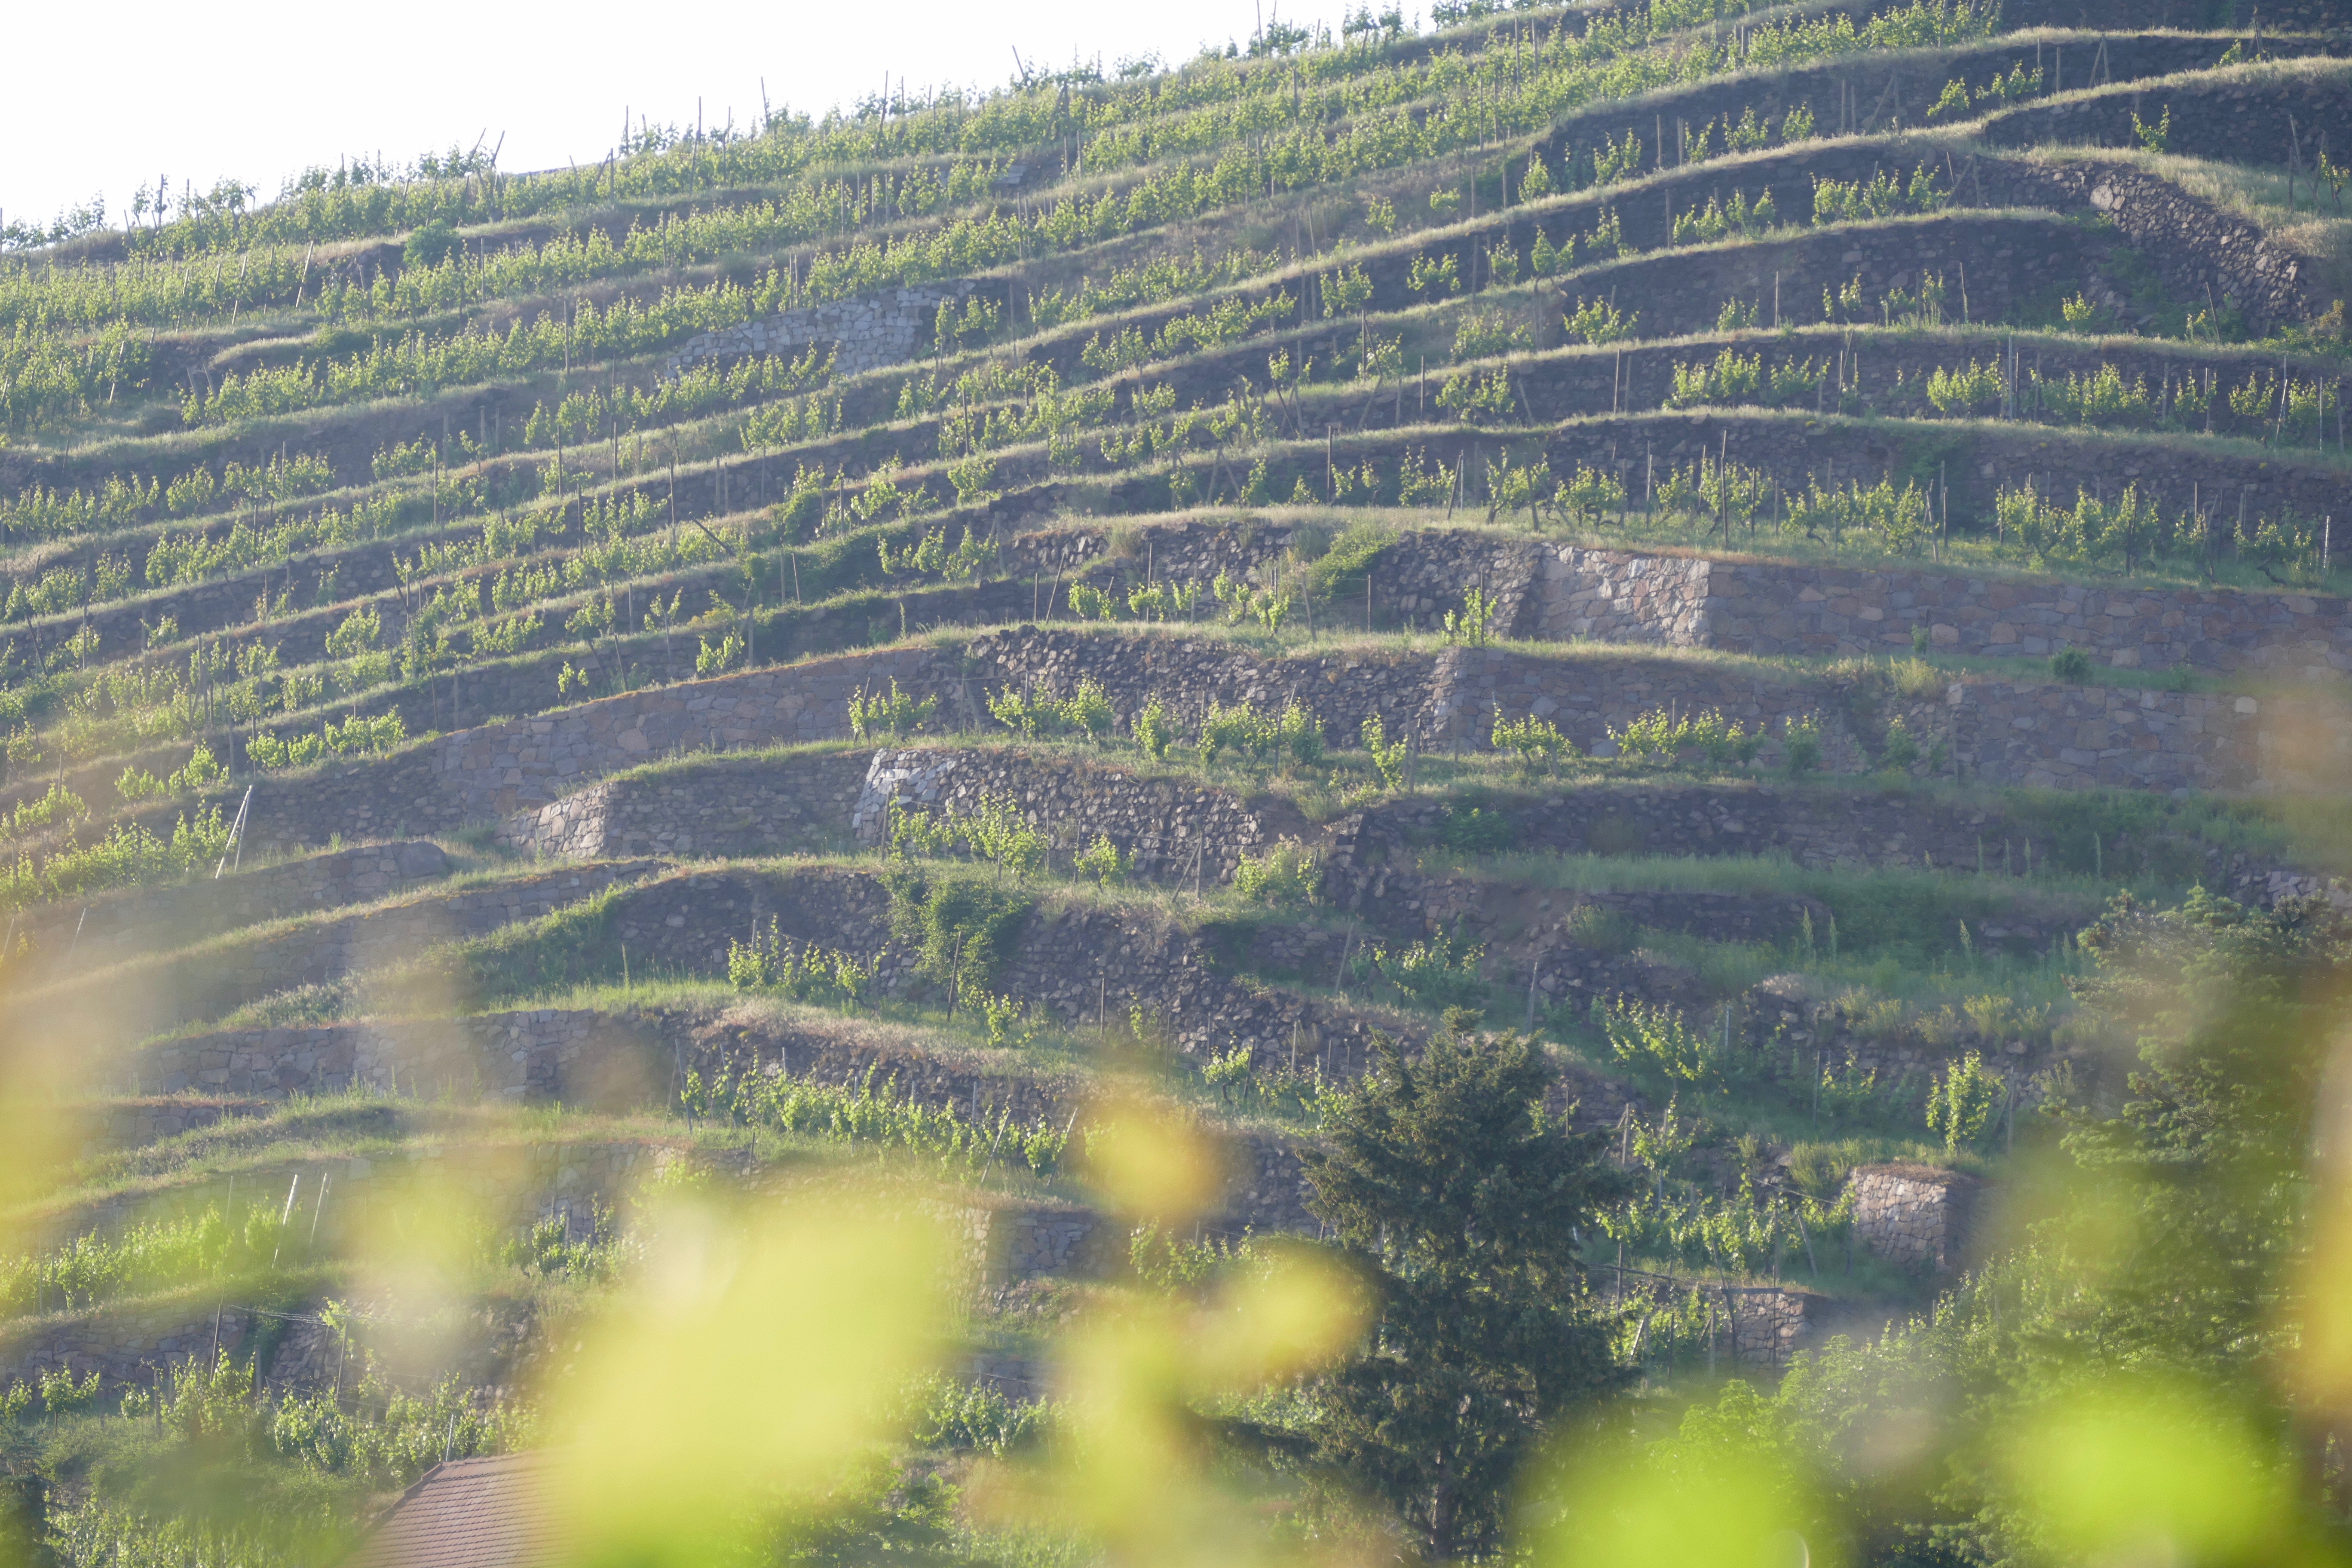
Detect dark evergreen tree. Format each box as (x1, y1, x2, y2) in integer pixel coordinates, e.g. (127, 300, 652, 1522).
(1300, 1014, 1635, 1559)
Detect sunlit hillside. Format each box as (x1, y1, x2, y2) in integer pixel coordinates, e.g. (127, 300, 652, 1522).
(1, 0, 2350, 1562)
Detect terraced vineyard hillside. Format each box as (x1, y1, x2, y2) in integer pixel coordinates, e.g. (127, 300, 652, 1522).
(3, 1, 2351, 1561)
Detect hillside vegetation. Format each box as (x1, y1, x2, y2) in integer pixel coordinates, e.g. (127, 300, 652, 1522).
(1, 1, 2350, 1563)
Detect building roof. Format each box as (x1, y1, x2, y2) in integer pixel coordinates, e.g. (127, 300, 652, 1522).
(346, 1452, 583, 1568)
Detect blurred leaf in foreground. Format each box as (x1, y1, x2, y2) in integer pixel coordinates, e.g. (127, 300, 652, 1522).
(976, 1096, 1367, 1568)
(548, 1180, 951, 1566)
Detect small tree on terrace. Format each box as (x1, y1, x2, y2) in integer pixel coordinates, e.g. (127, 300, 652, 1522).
(1302, 1013, 1634, 1559)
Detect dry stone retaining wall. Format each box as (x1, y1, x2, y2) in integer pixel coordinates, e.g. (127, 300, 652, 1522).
(1979, 67, 2352, 172)
(1556, 212, 2105, 343)
(1534, 545, 2352, 680)
(666, 280, 991, 377)
(966, 1204, 1118, 1285)
(986, 631, 1877, 769)
(1724, 1286, 1823, 1366)
(71, 1096, 273, 1155)
(1515, 105, 2341, 337)
(1746, 972, 2056, 1102)
(114, 1008, 667, 1105)
(2262, 867, 2352, 910)
(2, 841, 451, 983)
(58, 1137, 659, 1255)
(206, 624, 2352, 878)
(505, 736, 2341, 923)
(1018, 516, 2352, 681)
(0, 545, 404, 675)
(1972, 155, 2335, 331)
(505, 751, 871, 858)
(1850, 1163, 1983, 1271)
(852, 745, 1305, 883)
(36, 532, 2352, 872)
(674, 1008, 1077, 1122)
(1510, 331, 2344, 443)
(228, 645, 959, 855)
(1939, 677, 2352, 795)
(32, 864, 655, 1051)
(1546, 412, 2352, 542)
(1331, 776, 2275, 891)
(9, 1139, 658, 1393)
(1532, 33, 2327, 190)
(1008, 518, 1548, 640)
(665, 1005, 1314, 1231)
(0, 1300, 257, 1401)
(1406, 882, 1833, 949)
(2002, 1, 2328, 27)
(591, 865, 1413, 1073)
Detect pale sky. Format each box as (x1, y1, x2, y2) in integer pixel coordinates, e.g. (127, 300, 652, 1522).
(2, 0, 1368, 232)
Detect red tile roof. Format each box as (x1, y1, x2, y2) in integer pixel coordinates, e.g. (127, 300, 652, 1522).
(345, 1452, 583, 1568)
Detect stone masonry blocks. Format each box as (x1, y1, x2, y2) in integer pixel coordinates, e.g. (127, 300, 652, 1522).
(1850, 1164, 1983, 1272)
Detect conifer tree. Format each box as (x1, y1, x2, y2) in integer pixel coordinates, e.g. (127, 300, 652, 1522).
(1301, 1013, 1634, 1559)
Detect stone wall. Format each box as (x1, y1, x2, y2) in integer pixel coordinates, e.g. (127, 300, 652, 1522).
(1980, 65, 2352, 171)
(979, 631, 1876, 770)
(0, 543, 399, 675)
(0, 405, 968, 668)
(58, 1133, 659, 1251)
(1545, 412, 2352, 546)
(1724, 1286, 1824, 1366)
(31, 864, 655, 1050)
(1616, 1276, 1831, 1368)
(653, 1004, 1317, 1232)
(1558, 212, 2106, 343)
(116, 1008, 670, 1106)
(104, 993, 1318, 1241)
(1523, 57, 2337, 334)
(2000, 0, 2306, 25)
(0, 1297, 256, 1401)
(487, 735, 2345, 924)
(999, 156, 2110, 349)
(1410, 881, 1834, 949)
(1532, 33, 2321, 190)
(1014, 517, 2352, 680)
(225, 645, 957, 857)
(1850, 1163, 1983, 1271)
(1972, 155, 2336, 332)
(1, 61, 2335, 660)
(587, 864, 1414, 1074)
(1531, 545, 2352, 680)
(503, 751, 872, 858)
(966, 1203, 1118, 1286)
(73, 1096, 272, 1155)
(6, 1136, 660, 1395)
(1012, 516, 1553, 640)
(662, 1002, 1081, 1122)
(1940, 677, 2351, 795)
(133, 999, 1069, 1128)
(1534, 549, 1715, 647)
(2, 841, 451, 983)
(24, 516, 2352, 872)
(2262, 867, 2352, 910)
(851, 745, 1307, 883)
(1509, 331, 2344, 445)
(133, 964, 1364, 1222)
(1743, 973, 2052, 1104)
(191, 622, 2352, 879)
(666, 280, 991, 378)
(1332, 775, 2300, 894)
